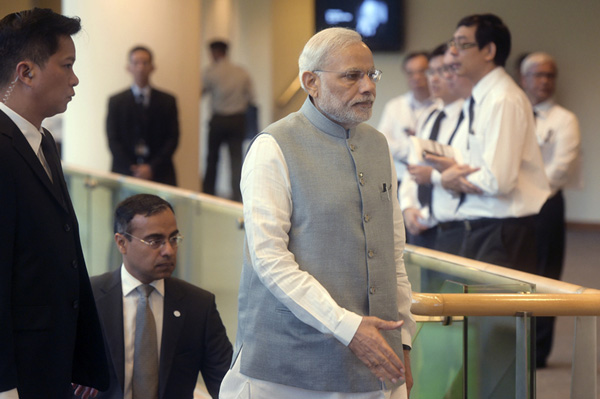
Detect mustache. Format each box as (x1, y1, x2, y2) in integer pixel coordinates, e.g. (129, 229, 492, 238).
(351, 95, 375, 105)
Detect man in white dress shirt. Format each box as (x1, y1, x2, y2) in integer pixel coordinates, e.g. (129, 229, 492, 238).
(401, 43, 468, 248)
(220, 27, 415, 399)
(521, 52, 582, 368)
(378, 51, 434, 186)
(426, 14, 550, 274)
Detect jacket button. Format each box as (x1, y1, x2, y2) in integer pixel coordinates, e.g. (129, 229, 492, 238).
(72, 299, 79, 309)
(64, 224, 71, 232)
(368, 250, 374, 258)
(369, 287, 376, 294)
(364, 214, 370, 222)
(72, 260, 78, 269)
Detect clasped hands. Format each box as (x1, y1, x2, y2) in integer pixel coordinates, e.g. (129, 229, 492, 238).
(421, 153, 482, 195)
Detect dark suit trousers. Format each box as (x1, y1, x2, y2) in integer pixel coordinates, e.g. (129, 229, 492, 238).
(203, 113, 246, 202)
(434, 216, 538, 274)
(534, 190, 565, 364)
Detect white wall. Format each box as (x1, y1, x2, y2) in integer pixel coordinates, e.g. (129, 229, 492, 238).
(62, 0, 201, 190)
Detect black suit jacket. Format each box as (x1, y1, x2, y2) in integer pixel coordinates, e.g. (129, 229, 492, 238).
(91, 269, 232, 399)
(106, 88, 179, 186)
(0, 110, 109, 397)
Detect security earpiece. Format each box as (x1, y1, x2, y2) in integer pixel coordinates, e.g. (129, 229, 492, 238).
(28, 72, 33, 78)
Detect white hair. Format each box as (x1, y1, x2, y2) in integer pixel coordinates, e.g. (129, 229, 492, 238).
(298, 27, 364, 91)
(520, 52, 556, 76)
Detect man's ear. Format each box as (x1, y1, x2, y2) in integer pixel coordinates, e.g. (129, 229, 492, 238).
(301, 71, 320, 98)
(15, 61, 35, 84)
(115, 233, 128, 255)
(483, 42, 497, 63)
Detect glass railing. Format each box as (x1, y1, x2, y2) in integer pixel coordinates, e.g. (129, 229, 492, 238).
(406, 250, 536, 398)
(65, 165, 597, 399)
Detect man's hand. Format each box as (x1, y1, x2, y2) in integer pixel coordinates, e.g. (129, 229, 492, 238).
(403, 208, 429, 236)
(348, 317, 405, 383)
(407, 164, 433, 185)
(72, 384, 98, 399)
(441, 164, 483, 194)
(130, 163, 153, 180)
(423, 153, 457, 172)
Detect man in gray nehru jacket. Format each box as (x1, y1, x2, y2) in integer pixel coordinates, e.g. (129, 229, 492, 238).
(219, 28, 415, 399)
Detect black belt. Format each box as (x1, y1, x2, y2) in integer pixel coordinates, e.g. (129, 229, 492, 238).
(437, 216, 534, 232)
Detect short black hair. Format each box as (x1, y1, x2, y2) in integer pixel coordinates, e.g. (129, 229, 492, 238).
(402, 51, 429, 69)
(129, 45, 153, 63)
(114, 194, 174, 236)
(429, 43, 448, 61)
(456, 13, 511, 67)
(209, 40, 228, 54)
(0, 8, 81, 87)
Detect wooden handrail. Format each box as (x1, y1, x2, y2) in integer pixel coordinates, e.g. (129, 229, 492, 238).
(411, 292, 600, 317)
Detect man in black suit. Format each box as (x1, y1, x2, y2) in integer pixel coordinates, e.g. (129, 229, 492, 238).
(0, 8, 109, 399)
(107, 47, 179, 186)
(91, 194, 232, 399)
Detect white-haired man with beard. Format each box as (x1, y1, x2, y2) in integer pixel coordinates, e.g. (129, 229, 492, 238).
(219, 27, 415, 399)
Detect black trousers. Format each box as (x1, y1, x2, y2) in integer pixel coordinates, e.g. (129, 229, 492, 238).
(434, 215, 538, 274)
(534, 191, 565, 365)
(203, 113, 246, 202)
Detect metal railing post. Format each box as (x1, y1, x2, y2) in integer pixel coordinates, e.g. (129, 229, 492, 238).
(516, 312, 534, 399)
(571, 316, 597, 399)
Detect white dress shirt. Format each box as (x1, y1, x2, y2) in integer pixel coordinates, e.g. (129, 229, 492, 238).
(121, 265, 165, 399)
(400, 99, 465, 226)
(202, 58, 254, 115)
(131, 84, 151, 107)
(378, 92, 435, 181)
(0, 103, 52, 180)
(220, 133, 414, 399)
(451, 67, 550, 220)
(533, 99, 582, 195)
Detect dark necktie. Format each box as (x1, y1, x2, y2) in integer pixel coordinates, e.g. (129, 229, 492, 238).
(39, 132, 65, 204)
(417, 111, 446, 213)
(428, 110, 446, 141)
(133, 284, 159, 399)
(468, 96, 475, 135)
(457, 97, 476, 210)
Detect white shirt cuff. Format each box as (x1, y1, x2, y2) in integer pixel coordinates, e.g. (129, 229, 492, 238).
(334, 310, 363, 346)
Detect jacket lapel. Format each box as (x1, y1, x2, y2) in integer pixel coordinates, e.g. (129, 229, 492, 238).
(159, 278, 186, 398)
(96, 269, 126, 393)
(0, 112, 67, 211)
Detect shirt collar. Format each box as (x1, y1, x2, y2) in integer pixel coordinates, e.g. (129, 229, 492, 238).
(471, 66, 506, 106)
(533, 99, 554, 119)
(121, 264, 165, 298)
(407, 91, 434, 110)
(301, 96, 350, 139)
(443, 98, 465, 118)
(0, 102, 44, 153)
(131, 85, 151, 98)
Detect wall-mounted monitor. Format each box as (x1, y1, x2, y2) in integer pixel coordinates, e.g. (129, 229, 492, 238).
(315, 0, 404, 52)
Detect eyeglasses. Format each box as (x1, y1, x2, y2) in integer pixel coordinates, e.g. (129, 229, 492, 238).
(425, 65, 454, 77)
(314, 69, 383, 83)
(447, 39, 478, 51)
(123, 232, 184, 250)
